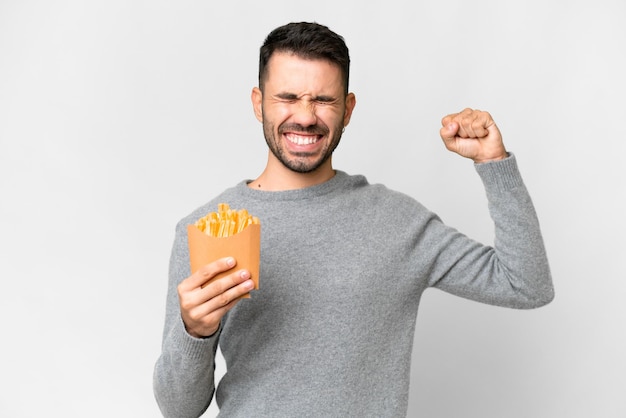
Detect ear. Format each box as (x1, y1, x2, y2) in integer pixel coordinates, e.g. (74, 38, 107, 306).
(343, 92, 356, 127)
(251, 87, 263, 123)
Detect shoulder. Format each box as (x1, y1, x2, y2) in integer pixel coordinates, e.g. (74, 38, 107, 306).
(336, 171, 431, 217)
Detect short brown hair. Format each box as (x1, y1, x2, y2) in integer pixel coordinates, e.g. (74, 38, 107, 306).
(258, 22, 350, 94)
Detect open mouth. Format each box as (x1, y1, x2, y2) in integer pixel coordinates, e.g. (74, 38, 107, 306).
(284, 133, 322, 146)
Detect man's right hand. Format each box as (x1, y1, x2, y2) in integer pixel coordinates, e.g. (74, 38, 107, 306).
(177, 257, 255, 338)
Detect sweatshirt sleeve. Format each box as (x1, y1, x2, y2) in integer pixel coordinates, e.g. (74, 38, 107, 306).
(427, 153, 554, 309)
(153, 220, 221, 418)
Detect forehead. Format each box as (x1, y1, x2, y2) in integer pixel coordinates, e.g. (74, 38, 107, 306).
(264, 52, 344, 94)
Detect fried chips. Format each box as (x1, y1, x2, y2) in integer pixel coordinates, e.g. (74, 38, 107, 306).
(194, 203, 260, 238)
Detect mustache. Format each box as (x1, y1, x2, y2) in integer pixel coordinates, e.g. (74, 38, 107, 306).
(278, 123, 329, 136)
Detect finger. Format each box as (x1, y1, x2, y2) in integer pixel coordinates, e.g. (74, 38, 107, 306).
(457, 121, 471, 138)
(188, 280, 250, 320)
(439, 121, 459, 142)
(180, 256, 237, 292)
(187, 274, 254, 327)
(443, 109, 473, 138)
(460, 114, 480, 138)
(181, 272, 254, 337)
(485, 120, 501, 139)
(205, 272, 255, 312)
(454, 109, 488, 139)
(441, 112, 458, 128)
(470, 111, 493, 138)
(179, 268, 250, 316)
(203, 269, 252, 300)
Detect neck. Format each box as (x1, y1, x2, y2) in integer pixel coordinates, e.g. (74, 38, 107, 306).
(248, 153, 336, 191)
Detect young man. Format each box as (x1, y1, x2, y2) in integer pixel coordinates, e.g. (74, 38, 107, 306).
(154, 22, 554, 418)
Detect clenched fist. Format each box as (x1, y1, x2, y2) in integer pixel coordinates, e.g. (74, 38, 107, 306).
(440, 108, 508, 163)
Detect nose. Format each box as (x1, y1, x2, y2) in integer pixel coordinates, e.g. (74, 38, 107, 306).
(292, 98, 317, 127)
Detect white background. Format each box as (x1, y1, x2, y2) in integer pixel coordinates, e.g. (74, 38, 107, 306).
(1, 1, 624, 417)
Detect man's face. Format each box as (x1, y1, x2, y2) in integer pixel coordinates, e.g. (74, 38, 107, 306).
(252, 52, 355, 174)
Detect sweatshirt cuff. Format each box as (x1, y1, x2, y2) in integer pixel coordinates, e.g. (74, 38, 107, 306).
(474, 152, 525, 194)
(172, 315, 220, 360)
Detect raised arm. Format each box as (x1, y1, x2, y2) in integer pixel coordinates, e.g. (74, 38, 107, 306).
(425, 109, 554, 308)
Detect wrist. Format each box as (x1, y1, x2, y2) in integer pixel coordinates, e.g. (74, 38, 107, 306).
(184, 321, 220, 339)
(474, 151, 509, 164)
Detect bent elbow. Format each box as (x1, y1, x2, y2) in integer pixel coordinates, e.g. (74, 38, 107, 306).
(519, 279, 555, 309)
(534, 285, 555, 308)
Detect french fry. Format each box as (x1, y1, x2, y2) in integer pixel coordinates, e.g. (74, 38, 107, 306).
(194, 203, 260, 238)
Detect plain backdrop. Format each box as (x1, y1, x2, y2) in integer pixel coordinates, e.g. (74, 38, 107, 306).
(1, 1, 624, 417)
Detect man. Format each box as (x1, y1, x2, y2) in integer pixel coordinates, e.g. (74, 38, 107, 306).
(153, 22, 554, 418)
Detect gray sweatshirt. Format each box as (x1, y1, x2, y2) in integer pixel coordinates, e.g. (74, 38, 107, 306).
(153, 155, 554, 418)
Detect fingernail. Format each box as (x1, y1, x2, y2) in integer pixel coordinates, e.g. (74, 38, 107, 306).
(226, 257, 235, 267)
(243, 280, 254, 290)
(240, 270, 250, 280)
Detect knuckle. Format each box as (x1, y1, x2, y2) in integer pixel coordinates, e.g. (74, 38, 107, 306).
(199, 257, 234, 278)
(179, 297, 194, 312)
(215, 293, 231, 307)
(198, 265, 215, 279)
(188, 309, 203, 322)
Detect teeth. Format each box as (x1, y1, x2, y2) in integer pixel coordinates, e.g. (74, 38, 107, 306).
(286, 134, 318, 145)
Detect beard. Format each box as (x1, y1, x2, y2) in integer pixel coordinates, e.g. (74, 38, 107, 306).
(262, 118, 344, 174)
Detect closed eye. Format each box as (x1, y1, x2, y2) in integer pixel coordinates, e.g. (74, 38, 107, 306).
(313, 96, 338, 105)
(275, 93, 299, 103)
(273, 93, 339, 105)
